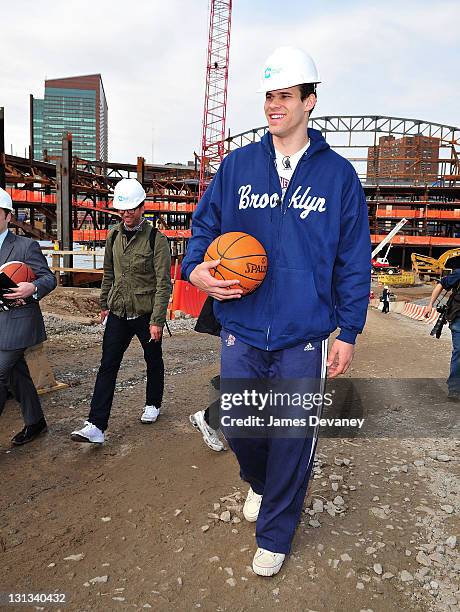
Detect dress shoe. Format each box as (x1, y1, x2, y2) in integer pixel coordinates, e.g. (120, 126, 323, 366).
(11, 417, 48, 446)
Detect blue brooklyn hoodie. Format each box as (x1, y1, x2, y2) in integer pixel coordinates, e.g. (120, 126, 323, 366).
(182, 128, 371, 351)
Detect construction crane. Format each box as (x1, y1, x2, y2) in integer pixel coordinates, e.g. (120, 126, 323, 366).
(198, 0, 233, 200)
(411, 248, 460, 279)
(371, 218, 408, 274)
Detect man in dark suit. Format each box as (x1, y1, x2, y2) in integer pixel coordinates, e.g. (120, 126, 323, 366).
(0, 187, 57, 445)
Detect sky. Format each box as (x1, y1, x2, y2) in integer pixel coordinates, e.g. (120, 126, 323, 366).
(1, 0, 459, 164)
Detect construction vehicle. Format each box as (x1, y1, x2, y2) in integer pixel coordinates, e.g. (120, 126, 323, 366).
(371, 218, 408, 274)
(411, 248, 460, 279)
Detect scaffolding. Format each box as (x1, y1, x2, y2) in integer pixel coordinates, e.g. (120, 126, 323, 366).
(225, 115, 460, 268)
(2, 135, 198, 250)
(2, 112, 460, 272)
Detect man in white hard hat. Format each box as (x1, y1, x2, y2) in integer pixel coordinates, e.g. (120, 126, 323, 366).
(182, 46, 371, 575)
(381, 285, 391, 314)
(0, 187, 57, 445)
(71, 179, 171, 444)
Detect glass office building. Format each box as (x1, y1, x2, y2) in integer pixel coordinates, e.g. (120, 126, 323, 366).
(32, 74, 108, 162)
(32, 98, 44, 160)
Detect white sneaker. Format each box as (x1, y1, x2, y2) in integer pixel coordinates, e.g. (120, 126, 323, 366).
(252, 547, 286, 577)
(189, 410, 224, 452)
(71, 421, 104, 444)
(243, 487, 263, 522)
(141, 405, 160, 423)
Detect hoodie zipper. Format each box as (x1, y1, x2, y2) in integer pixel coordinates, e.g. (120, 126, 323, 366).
(265, 152, 281, 349)
(265, 148, 310, 349)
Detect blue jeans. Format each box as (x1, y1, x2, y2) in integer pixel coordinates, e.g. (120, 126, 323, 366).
(448, 318, 460, 394)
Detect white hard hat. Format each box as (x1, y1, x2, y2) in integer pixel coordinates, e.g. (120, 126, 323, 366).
(257, 46, 320, 93)
(0, 187, 13, 212)
(112, 178, 146, 210)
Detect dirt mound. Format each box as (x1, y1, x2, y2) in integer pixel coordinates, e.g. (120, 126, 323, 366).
(41, 287, 101, 322)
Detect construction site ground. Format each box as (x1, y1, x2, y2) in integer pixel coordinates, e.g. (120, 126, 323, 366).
(1, 286, 459, 612)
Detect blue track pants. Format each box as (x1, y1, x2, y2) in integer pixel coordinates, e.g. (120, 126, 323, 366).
(220, 330, 328, 554)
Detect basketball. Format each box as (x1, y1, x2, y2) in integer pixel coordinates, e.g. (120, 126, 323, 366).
(0, 261, 36, 284)
(204, 232, 268, 295)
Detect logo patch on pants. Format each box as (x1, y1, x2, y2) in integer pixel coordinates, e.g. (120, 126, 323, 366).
(304, 342, 315, 351)
(226, 334, 236, 347)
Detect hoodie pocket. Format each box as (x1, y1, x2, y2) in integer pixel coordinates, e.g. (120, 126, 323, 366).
(273, 267, 331, 338)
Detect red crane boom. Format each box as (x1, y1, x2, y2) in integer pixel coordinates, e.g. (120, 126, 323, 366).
(198, 0, 232, 200)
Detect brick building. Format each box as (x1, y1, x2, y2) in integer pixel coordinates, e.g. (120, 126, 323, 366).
(367, 134, 439, 183)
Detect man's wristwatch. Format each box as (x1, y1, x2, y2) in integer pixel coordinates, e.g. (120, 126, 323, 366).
(32, 284, 39, 300)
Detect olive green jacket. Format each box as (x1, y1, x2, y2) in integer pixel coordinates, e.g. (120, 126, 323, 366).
(100, 221, 171, 326)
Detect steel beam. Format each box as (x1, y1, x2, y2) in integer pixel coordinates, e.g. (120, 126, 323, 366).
(0, 107, 5, 189)
(29, 94, 34, 161)
(56, 133, 73, 270)
(137, 156, 145, 184)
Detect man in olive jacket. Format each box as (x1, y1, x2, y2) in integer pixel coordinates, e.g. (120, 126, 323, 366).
(71, 179, 171, 444)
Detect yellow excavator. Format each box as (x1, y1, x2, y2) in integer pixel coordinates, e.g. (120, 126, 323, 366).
(411, 248, 460, 279)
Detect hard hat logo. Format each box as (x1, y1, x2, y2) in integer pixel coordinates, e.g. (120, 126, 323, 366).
(264, 66, 281, 80)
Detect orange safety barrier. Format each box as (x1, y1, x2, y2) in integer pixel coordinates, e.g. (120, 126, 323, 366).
(401, 302, 439, 324)
(170, 262, 182, 280)
(9, 188, 56, 205)
(426, 210, 460, 219)
(145, 202, 194, 213)
(169, 280, 207, 319)
(73, 229, 109, 242)
(371, 234, 460, 247)
(424, 308, 440, 325)
(376, 209, 422, 218)
(73, 228, 191, 242)
(372, 200, 460, 206)
(8, 189, 194, 214)
(9, 188, 112, 211)
(162, 230, 191, 239)
(376, 208, 460, 219)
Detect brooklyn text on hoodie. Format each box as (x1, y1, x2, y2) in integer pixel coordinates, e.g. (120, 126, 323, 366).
(238, 184, 326, 219)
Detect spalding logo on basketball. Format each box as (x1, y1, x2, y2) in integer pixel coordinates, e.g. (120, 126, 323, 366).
(0, 261, 36, 284)
(204, 232, 268, 295)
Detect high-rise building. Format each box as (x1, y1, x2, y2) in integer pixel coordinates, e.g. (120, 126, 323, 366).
(367, 134, 440, 183)
(31, 74, 108, 162)
(31, 97, 44, 160)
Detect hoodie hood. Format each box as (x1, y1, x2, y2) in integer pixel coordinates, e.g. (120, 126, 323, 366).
(260, 127, 330, 159)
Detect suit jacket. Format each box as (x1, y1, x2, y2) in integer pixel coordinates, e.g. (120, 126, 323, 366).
(0, 232, 56, 350)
